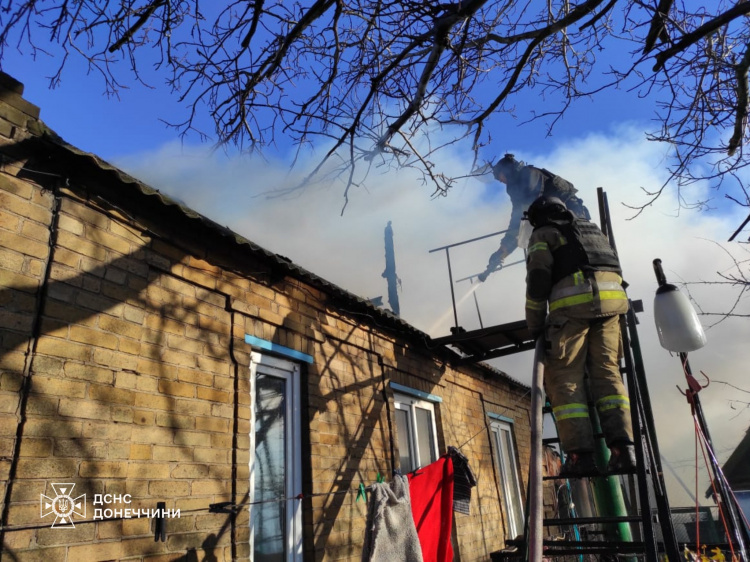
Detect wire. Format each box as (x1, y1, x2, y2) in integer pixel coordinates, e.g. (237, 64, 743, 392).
(0, 156, 66, 178)
(455, 386, 531, 452)
(0, 484, 382, 534)
(455, 426, 487, 451)
(694, 415, 737, 561)
(693, 424, 700, 552)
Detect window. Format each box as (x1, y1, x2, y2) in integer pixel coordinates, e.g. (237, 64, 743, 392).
(490, 419, 525, 539)
(250, 353, 302, 562)
(394, 393, 439, 473)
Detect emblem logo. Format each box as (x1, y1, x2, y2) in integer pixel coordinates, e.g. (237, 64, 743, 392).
(40, 483, 86, 528)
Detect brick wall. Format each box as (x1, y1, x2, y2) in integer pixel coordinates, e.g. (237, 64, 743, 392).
(0, 74, 535, 561)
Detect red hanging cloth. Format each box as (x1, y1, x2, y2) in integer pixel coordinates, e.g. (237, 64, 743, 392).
(407, 456, 454, 562)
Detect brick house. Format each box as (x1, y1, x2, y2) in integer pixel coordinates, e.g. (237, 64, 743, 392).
(0, 72, 538, 561)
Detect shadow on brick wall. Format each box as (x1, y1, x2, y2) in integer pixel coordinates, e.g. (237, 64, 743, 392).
(302, 321, 392, 558)
(0, 184, 245, 558)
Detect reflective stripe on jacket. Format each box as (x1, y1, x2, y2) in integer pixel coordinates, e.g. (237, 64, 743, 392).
(549, 279, 627, 312)
(525, 222, 628, 333)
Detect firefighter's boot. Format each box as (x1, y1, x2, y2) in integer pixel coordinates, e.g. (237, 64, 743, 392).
(559, 452, 599, 478)
(607, 443, 637, 473)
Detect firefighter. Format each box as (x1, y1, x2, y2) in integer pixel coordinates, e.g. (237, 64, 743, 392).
(479, 154, 589, 281)
(525, 195, 636, 476)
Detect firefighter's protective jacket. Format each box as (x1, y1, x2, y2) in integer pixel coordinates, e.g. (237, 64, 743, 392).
(498, 166, 581, 257)
(525, 216, 629, 334)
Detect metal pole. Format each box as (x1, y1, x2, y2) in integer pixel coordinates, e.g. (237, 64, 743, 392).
(599, 188, 680, 560)
(652, 258, 747, 560)
(594, 188, 637, 547)
(444, 247, 459, 330)
(428, 228, 510, 253)
(527, 337, 545, 562)
(469, 279, 484, 329)
(680, 352, 749, 561)
(626, 307, 681, 561)
(454, 259, 525, 284)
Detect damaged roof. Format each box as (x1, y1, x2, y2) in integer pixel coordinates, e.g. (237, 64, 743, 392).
(7, 95, 527, 390)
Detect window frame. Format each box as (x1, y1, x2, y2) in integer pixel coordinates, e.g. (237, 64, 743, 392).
(249, 352, 303, 562)
(490, 417, 525, 539)
(393, 392, 440, 473)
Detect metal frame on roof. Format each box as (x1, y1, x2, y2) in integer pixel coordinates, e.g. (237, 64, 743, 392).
(430, 320, 534, 365)
(428, 229, 534, 365)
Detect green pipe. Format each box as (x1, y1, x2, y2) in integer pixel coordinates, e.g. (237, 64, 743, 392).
(590, 406, 634, 546)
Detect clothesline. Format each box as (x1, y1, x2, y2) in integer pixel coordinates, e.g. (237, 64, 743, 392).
(250, 388, 527, 508)
(247, 487, 370, 506)
(248, 422, 494, 508)
(246, 471, 401, 507)
(246, 448, 477, 514)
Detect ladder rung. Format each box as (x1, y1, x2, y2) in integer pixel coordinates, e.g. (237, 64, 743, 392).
(540, 541, 646, 556)
(543, 539, 646, 549)
(609, 466, 638, 476)
(542, 432, 605, 446)
(543, 466, 636, 480)
(544, 515, 643, 526)
(503, 538, 646, 556)
(542, 473, 598, 481)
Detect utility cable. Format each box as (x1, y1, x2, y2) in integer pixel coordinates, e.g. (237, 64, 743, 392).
(694, 414, 737, 561)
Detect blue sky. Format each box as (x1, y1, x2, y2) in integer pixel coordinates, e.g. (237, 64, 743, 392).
(2, 34, 750, 509)
(0, 29, 660, 171)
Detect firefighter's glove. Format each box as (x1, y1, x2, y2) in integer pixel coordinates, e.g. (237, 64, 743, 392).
(479, 249, 509, 282)
(487, 248, 507, 269)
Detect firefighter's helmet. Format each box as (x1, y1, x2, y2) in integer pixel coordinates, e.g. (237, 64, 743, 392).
(527, 196, 567, 227)
(492, 153, 523, 181)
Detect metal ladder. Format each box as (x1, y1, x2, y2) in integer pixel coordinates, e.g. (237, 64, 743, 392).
(529, 301, 680, 561)
(505, 188, 681, 561)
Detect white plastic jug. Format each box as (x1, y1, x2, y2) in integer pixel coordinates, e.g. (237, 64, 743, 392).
(653, 284, 707, 352)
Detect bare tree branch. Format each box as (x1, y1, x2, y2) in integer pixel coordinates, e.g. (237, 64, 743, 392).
(681, 239, 750, 326)
(108, 0, 166, 53)
(714, 380, 750, 395)
(3, 1, 750, 207)
(652, 2, 750, 71)
(728, 45, 750, 157)
(643, 0, 672, 54)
